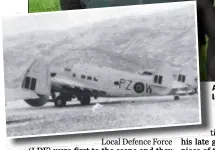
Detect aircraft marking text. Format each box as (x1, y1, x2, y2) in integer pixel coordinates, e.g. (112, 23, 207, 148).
(133, 82, 152, 94)
(118, 79, 133, 90)
(116, 79, 152, 94)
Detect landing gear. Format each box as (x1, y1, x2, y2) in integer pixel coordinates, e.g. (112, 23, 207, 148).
(79, 96, 91, 105)
(54, 96, 67, 107)
(174, 95, 180, 100)
(51, 88, 92, 107)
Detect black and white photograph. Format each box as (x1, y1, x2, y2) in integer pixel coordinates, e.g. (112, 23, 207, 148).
(3, 1, 201, 138)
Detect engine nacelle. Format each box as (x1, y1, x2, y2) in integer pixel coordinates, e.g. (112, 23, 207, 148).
(24, 94, 49, 107)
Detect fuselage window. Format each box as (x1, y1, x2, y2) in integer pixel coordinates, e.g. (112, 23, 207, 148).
(87, 76, 92, 80)
(81, 75, 86, 79)
(93, 77, 98, 82)
(72, 73, 76, 77)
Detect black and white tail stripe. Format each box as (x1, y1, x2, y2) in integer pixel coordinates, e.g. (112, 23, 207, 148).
(178, 74, 186, 83)
(22, 76, 37, 91)
(154, 75, 163, 84)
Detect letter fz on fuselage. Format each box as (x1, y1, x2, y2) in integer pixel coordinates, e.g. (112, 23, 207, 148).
(114, 78, 152, 95)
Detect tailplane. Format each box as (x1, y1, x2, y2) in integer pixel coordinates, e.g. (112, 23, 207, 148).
(175, 67, 198, 89)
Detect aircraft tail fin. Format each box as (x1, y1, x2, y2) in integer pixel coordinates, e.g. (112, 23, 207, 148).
(176, 67, 198, 89)
(21, 58, 51, 96)
(150, 65, 173, 95)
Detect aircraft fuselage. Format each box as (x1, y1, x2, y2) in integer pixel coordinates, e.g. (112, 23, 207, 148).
(51, 65, 170, 98)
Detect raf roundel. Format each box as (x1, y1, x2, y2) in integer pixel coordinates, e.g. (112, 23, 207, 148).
(133, 82, 145, 93)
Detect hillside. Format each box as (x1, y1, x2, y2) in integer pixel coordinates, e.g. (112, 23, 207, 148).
(3, 4, 198, 88)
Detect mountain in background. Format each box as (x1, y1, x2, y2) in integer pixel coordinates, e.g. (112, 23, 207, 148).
(3, 4, 197, 88)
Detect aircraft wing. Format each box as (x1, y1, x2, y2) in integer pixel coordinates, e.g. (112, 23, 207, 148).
(169, 80, 197, 95)
(172, 80, 191, 89)
(51, 75, 106, 94)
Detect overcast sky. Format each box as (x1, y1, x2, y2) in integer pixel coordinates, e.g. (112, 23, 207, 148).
(2, 1, 195, 37)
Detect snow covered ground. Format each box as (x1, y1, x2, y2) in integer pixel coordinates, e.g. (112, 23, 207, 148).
(2, 2, 201, 137)
(6, 95, 200, 137)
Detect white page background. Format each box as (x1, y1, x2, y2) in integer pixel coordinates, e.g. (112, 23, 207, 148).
(0, 0, 213, 149)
